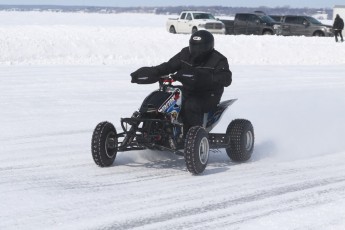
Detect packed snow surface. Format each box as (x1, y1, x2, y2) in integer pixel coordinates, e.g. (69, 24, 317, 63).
(1, 12, 345, 230)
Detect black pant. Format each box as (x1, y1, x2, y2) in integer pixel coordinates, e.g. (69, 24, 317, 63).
(181, 92, 221, 134)
(335, 30, 344, 42)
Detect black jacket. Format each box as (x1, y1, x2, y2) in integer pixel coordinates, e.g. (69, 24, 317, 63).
(333, 16, 344, 30)
(154, 47, 232, 98)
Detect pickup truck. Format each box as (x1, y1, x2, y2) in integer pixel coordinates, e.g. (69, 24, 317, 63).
(221, 12, 282, 35)
(166, 11, 226, 34)
(269, 15, 333, 36)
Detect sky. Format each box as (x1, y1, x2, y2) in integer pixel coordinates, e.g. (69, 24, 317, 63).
(0, 0, 342, 9)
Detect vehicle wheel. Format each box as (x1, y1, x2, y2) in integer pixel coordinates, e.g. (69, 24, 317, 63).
(226, 119, 254, 162)
(184, 126, 209, 175)
(91, 121, 118, 167)
(169, 26, 176, 34)
(313, 31, 324, 36)
(263, 30, 273, 35)
(192, 27, 198, 34)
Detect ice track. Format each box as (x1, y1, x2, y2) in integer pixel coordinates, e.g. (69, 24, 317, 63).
(1, 66, 345, 229)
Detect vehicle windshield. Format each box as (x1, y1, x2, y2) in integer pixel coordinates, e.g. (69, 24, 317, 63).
(193, 13, 215, 20)
(259, 15, 276, 23)
(305, 16, 322, 25)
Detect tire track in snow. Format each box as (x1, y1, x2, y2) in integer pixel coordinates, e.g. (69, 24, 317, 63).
(103, 176, 345, 229)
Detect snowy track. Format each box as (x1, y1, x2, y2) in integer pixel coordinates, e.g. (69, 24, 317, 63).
(1, 12, 345, 229)
(1, 66, 345, 229)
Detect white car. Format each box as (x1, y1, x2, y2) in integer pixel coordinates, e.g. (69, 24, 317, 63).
(166, 11, 226, 34)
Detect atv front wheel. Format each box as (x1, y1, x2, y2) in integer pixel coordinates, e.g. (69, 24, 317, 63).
(226, 119, 254, 162)
(91, 121, 118, 167)
(184, 126, 209, 175)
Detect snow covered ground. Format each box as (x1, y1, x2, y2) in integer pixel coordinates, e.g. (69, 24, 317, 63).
(1, 12, 345, 230)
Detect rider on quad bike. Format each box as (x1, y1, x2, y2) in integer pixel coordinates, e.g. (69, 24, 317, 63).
(91, 30, 254, 175)
(130, 30, 232, 136)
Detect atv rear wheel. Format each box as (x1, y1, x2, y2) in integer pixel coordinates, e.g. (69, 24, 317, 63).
(184, 126, 209, 175)
(226, 119, 254, 162)
(91, 121, 118, 167)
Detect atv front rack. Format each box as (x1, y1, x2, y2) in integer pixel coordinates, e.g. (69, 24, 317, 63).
(120, 117, 172, 133)
(117, 117, 183, 153)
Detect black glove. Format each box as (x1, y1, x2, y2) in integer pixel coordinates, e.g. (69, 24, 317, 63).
(130, 67, 160, 84)
(173, 66, 215, 89)
(173, 71, 195, 85)
(172, 65, 197, 86)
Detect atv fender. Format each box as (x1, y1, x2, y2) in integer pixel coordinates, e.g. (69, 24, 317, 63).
(204, 99, 237, 132)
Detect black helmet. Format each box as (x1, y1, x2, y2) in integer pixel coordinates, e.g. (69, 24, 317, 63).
(189, 30, 214, 60)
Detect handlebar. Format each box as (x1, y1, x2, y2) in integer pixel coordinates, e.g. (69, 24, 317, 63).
(159, 74, 176, 84)
(159, 74, 178, 90)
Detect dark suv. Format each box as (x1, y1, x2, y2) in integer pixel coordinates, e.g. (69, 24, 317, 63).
(271, 15, 333, 36)
(234, 13, 281, 35)
(269, 15, 284, 22)
(221, 12, 281, 35)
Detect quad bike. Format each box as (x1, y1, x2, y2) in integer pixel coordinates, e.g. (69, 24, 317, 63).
(91, 76, 254, 175)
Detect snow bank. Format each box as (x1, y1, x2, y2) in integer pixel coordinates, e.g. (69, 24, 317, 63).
(0, 12, 344, 66)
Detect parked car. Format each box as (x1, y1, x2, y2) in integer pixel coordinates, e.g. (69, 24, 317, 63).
(269, 15, 284, 22)
(270, 15, 333, 36)
(166, 11, 225, 34)
(221, 12, 281, 35)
